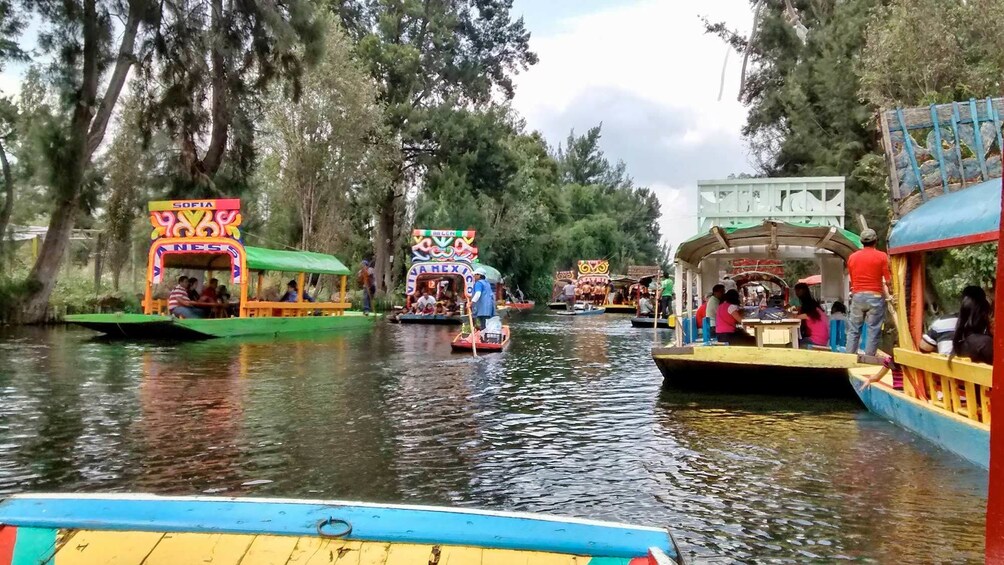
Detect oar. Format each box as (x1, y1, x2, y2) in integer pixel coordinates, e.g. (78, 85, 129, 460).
(466, 299, 478, 357)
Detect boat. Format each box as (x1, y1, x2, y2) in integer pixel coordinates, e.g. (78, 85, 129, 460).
(65, 199, 375, 339)
(604, 266, 662, 314)
(548, 269, 577, 309)
(847, 97, 1004, 468)
(556, 303, 606, 316)
(397, 229, 502, 325)
(651, 176, 873, 396)
(506, 301, 535, 311)
(631, 316, 676, 329)
(451, 325, 512, 353)
(0, 493, 683, 564)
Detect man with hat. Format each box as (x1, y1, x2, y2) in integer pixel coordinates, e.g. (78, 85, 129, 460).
(845, 228, 891, 356)
(471, 268, 496, 330)
(358, 260, 375, 315)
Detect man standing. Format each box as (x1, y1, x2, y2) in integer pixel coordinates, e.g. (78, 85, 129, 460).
(705, 284, 725, 333)
(562, 279, 576, 309)
(845, 228, 892, 355)
(660, 274, 674, 315)
(471, 268, 496, 329)
(168, 276, 203, 318)
(358, 260, 375, 315)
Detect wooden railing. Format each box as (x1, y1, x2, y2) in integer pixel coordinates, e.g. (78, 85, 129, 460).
(893, 348, 991, 426)
(143, 299, 169, 315)
(244, 301, 351, 318)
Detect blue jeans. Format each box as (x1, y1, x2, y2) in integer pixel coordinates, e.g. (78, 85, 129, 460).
(171, 306, 205, 319)
(362, 286, 375, 313)
(846, 293, 885, 355)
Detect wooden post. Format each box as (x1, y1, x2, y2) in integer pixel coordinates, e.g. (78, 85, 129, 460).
(986, 174, 1004, 562)
(256, 272, 264, 298)
(296, 272, 305, 317)
(239, 280, 248, 318)
(339, 275, 347, 305)
(674, 262, 684, 346)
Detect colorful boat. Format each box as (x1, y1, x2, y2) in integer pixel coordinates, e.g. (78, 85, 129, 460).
(847, 98, 1004, 468)
(0, 493, 682, 564)
(556, 304, 606, 316)
(506, 301, 535, 311)
(451, 325, 512, 353)
(651, 177, 873, 396)
(548, 270, 577, 309)
(604, 266, 662, 314)
(395, 229, 485, 325)
(65, 199, 374, 339)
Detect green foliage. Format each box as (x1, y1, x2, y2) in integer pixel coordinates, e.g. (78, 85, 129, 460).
(930, 244, 998, 308)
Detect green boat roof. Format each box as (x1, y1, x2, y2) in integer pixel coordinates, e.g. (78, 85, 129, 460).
(245, 246, 351, 275)
(675, 220, 862, 265)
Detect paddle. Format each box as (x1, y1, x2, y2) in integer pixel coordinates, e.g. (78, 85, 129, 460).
(466, 299, 478, 357)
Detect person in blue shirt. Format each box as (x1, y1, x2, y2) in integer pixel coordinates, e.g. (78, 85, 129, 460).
(471, 268, 496, 329)
(279, 279, 314, 303)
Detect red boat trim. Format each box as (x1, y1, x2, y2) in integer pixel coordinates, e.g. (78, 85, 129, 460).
(889, 231, 998, 255)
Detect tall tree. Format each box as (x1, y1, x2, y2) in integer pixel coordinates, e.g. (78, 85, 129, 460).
(0, 0, 28, 257)
(20, 0, 152, 322)
(333, 0, 537, 292)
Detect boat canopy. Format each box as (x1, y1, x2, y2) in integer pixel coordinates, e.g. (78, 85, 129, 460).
(733, 270, 789, 288)
(675, 220, 862, 265)
(245, 246, 351, 275)
(888, 178, 999, 255)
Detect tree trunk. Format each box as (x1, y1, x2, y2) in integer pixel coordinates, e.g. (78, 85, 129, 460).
(0, 138, 13, 257)
(22, 196, 80, 322)
(374, 189, 397, 295)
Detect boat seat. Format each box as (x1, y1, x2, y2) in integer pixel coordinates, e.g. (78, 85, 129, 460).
(829, 319, 847, 352)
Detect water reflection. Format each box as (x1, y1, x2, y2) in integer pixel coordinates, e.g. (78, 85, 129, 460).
(0, 316, 987, 562)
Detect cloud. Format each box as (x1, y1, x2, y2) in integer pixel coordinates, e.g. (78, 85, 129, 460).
(512, 0, 755, 252)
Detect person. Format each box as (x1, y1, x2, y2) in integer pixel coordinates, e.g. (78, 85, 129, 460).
(949, 285, 993, 364)
(793, 282, 829, 347)
(216, 285, 231, 303)
(187, 277, 201, 301)
(415, 289, 437, 314)
(830, 301, 847, 321)
(660, 275, 674, 315)
(280, 279, 314, 303)
(638, 295, 654, 316)
(845, 228, 892, 355)
(472, 268, 496, 329)
(919, 314, 959, 355)
(864, 350, 904, 391)
(358, 260, 375, 315)
(200, 278, 219, 302)
(705, 284, 725, 334)
(562, 279, 576, 309)
(168, 275, 203, 318)
(716, 289, 752, 345)
(722, 276, 737, 292)
(695, 296, 708, 329)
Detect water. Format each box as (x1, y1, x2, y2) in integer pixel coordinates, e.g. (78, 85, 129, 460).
(0, 314, 987, 563)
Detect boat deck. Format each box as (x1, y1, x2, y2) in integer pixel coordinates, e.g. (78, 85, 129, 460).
(0, 528, 639, 565)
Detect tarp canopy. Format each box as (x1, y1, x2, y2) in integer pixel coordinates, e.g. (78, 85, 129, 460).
(245, 246, 350, 275)
(799, 274, 822, 285)
(734, 271, 789, 288)
(675, 220, 862, 265)
(888, 178, 1000, 255)
(471, 261, 502, 284)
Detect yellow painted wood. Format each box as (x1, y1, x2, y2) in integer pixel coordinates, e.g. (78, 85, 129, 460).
(849, 372, 989, 431)
(482, 549, 530, 565)
(525, 551, 581, 565)
(384, 543, 435, 565)
(145, 532, 254, 565)
(939, 374, 954, 413)
(439, 545, 483, 565)
(893, 348, 993, 387)
(357, 542, 390, 565)
(964, 380, 979, 421)
(983, 387, 992, 426)
(239, 534, 299, 565)
(287, 537, 362, 565)
(654, 344, 862, 369)
(55, 531, 164, 565)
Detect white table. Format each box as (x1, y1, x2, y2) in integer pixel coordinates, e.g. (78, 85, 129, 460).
(741, 318, 802, 348)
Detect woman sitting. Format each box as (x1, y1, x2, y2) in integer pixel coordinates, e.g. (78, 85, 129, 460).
(950, 285, 993, 364)
(793, 282, 830, 348)
(716, 289, 754, 345)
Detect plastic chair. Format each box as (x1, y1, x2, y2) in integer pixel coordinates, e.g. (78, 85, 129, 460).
(702, 317, 717, 345)
(829, 319, 847, 352)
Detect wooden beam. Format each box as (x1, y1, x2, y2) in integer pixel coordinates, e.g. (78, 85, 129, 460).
(815, 226, 837, 249)
(712, 226, 730, 251)
(768, 223, 778, 255)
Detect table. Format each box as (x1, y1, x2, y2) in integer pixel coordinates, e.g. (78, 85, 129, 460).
(741, 318, 803, 349)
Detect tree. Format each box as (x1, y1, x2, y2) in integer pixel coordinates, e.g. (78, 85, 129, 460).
(0, 0, 28, 257)
(333, 0, 537, 293)
(261, 17, 390, 255)
(20, 0, 152, 322)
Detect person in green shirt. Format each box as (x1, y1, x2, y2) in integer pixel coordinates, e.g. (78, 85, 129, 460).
(660, 275, 674, 316)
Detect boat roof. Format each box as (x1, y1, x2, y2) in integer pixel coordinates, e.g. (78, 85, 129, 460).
(675, 220, 862, 265)
(888, 177, 1000, 255)
(245, 246, 351, 275)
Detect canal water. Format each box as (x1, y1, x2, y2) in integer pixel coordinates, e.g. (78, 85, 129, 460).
(0, 313, 987, 563)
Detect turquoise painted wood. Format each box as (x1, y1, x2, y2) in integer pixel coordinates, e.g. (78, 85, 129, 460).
(888, 178, 1000, 253)
(851, 377, 989, 468)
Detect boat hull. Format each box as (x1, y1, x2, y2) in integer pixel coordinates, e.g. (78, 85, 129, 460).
(556, 307, 605, 316)
(506, 301, 535, 311)
(0, 494, 678, 563)
(603, 304, 637, 314)
(631, 316, 675, 329)
(451, 326, 511, 353)
(849, 371, 989, 468)
(393, 313, 464, 325)
(548, 301, 568, 310)
(653, 345, 861, 397)
(65, 312, 376, 339)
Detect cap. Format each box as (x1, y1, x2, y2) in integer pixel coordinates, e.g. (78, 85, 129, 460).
(474, 268, 487, 276)
(361, 259, 370, 266)
(860, 228, 878, 243)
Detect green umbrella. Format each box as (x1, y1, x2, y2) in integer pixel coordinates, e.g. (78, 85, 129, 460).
(471, 262, 502, 284)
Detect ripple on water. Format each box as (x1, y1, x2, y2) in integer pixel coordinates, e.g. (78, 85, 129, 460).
(0, 320, 988, 563)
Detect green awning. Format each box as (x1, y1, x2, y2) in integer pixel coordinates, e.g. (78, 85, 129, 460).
(675, 220, 862, 265)
(245, 246, 351, 275)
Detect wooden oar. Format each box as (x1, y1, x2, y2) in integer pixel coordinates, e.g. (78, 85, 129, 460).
(466, 299, 478, 357)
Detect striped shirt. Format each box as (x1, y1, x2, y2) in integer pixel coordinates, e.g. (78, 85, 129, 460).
(168, 285, 188, 312)
(923, 315, 958, 355)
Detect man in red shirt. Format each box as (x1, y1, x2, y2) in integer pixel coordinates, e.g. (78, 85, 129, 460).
(845, 228, 892, 355)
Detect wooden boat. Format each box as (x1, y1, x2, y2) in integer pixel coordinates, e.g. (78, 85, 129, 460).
(556, 305, 605, 316)
(548, 269, 577, 309)
(846, 98, 1004, 468)
(548, 301, 568, 310)
(631, 316, 676, 329)
(0, 493, 683, 564)
(652, 176, 871, 396)
(604, 266, 661, 314)
(506, 301, 535, 311)
(603, 304, 637, 314)
(393, 312, 464, 325)
(451, 326, 511, 352)
(65, 199, 374, 340)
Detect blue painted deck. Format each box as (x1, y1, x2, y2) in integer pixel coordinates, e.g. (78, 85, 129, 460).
(850, 375, 989, 468)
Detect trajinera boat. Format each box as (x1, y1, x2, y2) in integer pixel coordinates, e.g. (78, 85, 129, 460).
(65, 199, 374, 339)
(652, 177, 872, 396)
(605, 265, 661, 314)
(393, 229, 501, 325)
(451, 325, 512, 353)
(0, 493, 683, 564)
(848, 97, 1003, 468)
(548, 269, 577, 310)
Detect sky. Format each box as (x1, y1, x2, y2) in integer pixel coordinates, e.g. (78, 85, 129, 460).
(509, 0, 755, 254)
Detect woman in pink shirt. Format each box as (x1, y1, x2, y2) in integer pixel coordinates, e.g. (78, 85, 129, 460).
(793, 283, 829, 347)
(716, 289, 753, 345)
